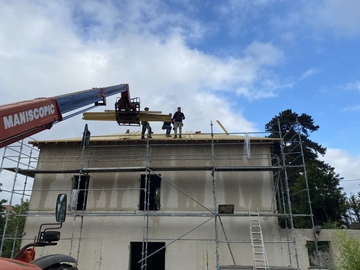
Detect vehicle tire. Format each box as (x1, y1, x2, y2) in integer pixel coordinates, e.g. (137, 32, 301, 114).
(44, 263, 78, 270)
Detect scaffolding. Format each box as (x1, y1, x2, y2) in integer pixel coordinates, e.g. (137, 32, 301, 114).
(0, 139, 39, 257)
(0, 121, 317, 270)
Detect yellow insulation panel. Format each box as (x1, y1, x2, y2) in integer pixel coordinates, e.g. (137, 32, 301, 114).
(83, 111, 172, 122)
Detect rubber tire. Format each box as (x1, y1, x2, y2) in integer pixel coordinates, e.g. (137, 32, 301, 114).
(43, 263, 78, 270)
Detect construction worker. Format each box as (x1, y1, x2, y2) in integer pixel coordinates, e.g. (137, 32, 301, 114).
(162, 113, 173, 137)
(141, 107, 152, 139)
(172, 107, 185, 139)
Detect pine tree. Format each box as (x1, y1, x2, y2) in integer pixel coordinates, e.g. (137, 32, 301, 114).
(265, 109, 347, 228)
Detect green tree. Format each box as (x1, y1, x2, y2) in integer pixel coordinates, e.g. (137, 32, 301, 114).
(291, 163, 347, 228)
(0, 200, 29, 258)
(265, 109, 327, 169)
(345, 192, 360, 224)
(265, 109, 347, 228)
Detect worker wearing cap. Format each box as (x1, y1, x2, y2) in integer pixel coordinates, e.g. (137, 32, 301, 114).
(141, 107, 152, 139)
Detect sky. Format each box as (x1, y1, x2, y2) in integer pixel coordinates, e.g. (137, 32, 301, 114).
(1, 0, 360, 203)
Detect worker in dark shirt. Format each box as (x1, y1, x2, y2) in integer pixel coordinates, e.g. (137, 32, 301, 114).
(162, 113, 173, 137)
(172, 107, 185, 139)
(141, 107, 152, 139)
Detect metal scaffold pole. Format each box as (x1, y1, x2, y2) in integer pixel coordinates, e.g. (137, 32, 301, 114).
(210, 122, 221, 270)
(141, 138, 152, 270)
(277, 118, 294, 229)
(0, 145, 11, 256)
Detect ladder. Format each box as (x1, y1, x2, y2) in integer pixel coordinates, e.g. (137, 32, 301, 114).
(249, 212, 269, 270)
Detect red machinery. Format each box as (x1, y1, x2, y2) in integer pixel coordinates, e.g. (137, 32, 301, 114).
(114, 84, 141, 125)
(0, 84, 130, 148)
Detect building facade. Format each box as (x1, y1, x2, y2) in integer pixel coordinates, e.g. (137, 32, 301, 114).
(9, 132, 355, 270)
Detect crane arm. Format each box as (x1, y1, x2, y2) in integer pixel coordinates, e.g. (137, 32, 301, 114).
(55, 84, 128, 114)
(0, 84, 128, 148)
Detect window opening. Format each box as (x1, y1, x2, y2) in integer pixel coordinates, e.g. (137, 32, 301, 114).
(72, 174, 90, 211)
(306, 241, 332, 268)
(139, 174, 161, 211)
(130, 242, 165, 270)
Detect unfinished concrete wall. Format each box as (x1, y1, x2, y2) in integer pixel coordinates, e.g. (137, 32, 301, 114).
(31, 140, 275, 212)
(24, 136, 301, 270)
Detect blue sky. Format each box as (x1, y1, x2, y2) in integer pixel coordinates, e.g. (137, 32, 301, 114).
(1, 0, 360, 199)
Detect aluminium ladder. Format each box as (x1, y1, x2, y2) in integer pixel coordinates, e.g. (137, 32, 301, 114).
(249, 212, 269, 270)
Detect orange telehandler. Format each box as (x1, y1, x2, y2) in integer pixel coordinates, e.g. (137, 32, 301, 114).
(0, 83, 139, 148)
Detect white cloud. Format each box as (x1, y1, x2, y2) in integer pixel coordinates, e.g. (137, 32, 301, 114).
(252, 1, 360, 41)
(344, 81, 360, 91)
(321, 148, 360, 196)
(0, 1, 289, 142)
(0, 1, 283, 205)
(342, 105, 360, 112)
(312, 0, 360, 38)
(244, 41, 285, 67)
(300, 67, 319, 80)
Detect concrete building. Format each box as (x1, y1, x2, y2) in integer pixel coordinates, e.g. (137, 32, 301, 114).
(1, 131, 358, 269)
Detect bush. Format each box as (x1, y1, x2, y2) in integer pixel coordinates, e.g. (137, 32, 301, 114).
(333, 230, 360, 269)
